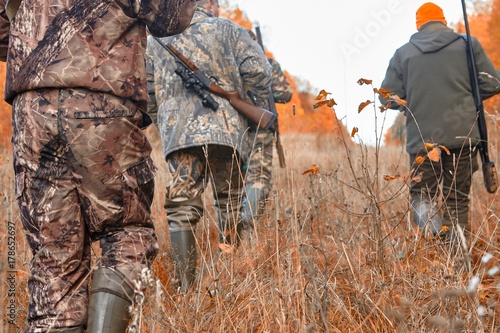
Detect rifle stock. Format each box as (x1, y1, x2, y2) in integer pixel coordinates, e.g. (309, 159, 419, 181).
(255, 26, 286, 168)
(153, 37, 276, 130)
(208, 83, 277, 130)
(461, 1, 498, 193)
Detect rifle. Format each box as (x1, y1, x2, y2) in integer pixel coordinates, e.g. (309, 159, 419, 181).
(460, 0, 498, 193)
(254, 26, 286, 168)
(152, 37, 277, 131)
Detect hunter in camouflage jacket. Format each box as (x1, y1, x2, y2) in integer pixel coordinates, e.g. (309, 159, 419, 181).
(146, 6, 272, 161)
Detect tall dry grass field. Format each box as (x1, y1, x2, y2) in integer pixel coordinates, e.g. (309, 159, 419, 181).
(1, 121, 499, 332)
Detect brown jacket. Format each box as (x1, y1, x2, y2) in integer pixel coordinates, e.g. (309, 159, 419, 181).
(0, 0, 195, 106)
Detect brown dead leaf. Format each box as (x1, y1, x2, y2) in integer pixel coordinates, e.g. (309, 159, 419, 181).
(351, 127, 358, 137)
(357, 78, 373, 85)
(313, 99, 336, 109)
(428, 147, 441, 162)
(302, 164, 320, 175)
(315, 89, 331, 100)
(358, 100, 372, 113)
(374, 87, 392, 99)
(424, 143, 435, 150)
(411, 172, 423, 183)
(383, 174, 400, 181)
(440, 144, 451, 155)
(415, 155, 426, 165)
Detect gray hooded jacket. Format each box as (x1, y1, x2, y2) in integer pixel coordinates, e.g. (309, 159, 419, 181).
(380, 22, 500, 154)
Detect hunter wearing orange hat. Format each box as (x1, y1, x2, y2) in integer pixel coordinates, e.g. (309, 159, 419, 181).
(379, 2, 500, 244)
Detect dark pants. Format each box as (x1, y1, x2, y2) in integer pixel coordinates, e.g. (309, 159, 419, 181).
(409, 146, 479, 231)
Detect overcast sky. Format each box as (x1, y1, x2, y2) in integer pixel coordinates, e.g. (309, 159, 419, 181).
(225, 0, 467, 145)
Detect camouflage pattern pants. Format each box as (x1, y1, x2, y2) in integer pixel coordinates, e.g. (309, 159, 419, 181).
(245, 129, 274, 198)
(12, 89, 158, 332)
(165, 145, 244, 233)
(409, 146, 479, 230)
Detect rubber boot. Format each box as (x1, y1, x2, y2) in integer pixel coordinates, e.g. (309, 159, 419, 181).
(169, 229, 197, 293)
(86, 268, 134, 333)
(241, 187, 265, 229)
(411, 198, 442, 236)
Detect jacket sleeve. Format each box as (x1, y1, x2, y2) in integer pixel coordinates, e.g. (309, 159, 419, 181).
(132, 0, 196, 37)
(237, 29, 272, 108)
(269, 58, 292, 104)
(0, 0, 10, 62)
(472, 37, 500, 100)
(379, 51, 406, 110)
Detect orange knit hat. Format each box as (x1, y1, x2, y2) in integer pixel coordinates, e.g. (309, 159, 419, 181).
(416, 2, 447, 30)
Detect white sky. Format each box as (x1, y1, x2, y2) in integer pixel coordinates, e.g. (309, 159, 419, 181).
(225, 0, 467, 145)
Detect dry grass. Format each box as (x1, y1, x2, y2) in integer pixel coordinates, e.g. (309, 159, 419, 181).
(1, 124, 500, 332)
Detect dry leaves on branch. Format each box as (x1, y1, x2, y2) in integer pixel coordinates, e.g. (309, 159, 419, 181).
(374, 87, 392, 99)
(423, 143, 451, 163)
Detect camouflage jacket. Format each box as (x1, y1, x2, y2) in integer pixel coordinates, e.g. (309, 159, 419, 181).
(146, 7, 272, 160)
(0, 0, 196, 106)
(270, 58, 292, 104)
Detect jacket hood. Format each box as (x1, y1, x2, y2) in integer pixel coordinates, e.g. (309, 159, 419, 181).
(410, 23, 460, 53)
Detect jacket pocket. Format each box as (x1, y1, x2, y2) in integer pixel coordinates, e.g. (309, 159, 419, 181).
(121, 158, 156, 224)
